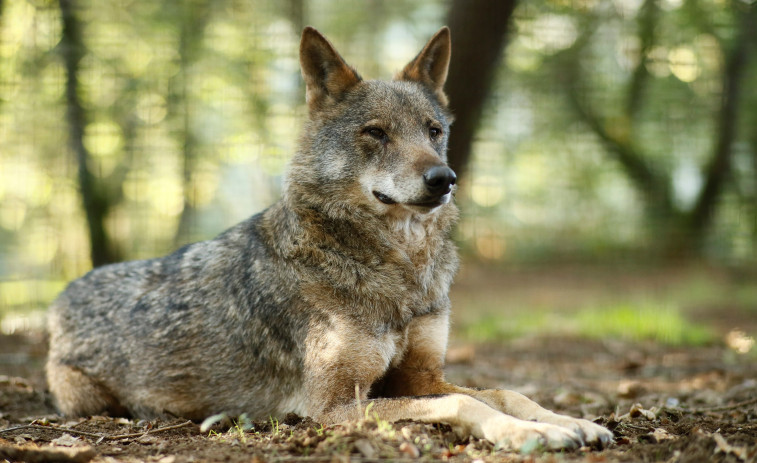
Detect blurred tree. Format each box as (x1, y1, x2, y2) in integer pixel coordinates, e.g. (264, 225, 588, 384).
(445, 0, 517, 178)
(59, 0, 120, 267)
(170, 0, 213, 247)
(560, 0, 756, 258)
(686, 2, 755, 254)
(284, 0, 305, 38)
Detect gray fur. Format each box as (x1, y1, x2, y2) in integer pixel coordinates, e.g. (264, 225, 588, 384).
(46, 28, 613, 452)
(47, 27, 458, 420)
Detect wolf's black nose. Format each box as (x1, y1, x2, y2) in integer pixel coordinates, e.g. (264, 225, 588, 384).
(423, 165, 457, 196)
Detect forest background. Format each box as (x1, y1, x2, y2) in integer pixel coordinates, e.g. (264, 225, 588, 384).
(0, 0, 755, 348)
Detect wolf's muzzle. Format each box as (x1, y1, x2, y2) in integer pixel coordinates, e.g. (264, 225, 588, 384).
(423, 166, 457, 197)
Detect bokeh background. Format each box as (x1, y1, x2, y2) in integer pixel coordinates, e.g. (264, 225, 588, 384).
(0, 0, 755, 354)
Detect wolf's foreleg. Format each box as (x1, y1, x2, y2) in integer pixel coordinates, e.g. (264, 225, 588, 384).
(317, 393, 583, 452)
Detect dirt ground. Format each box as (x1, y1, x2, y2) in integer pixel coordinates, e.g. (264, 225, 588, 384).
(0, 330, 755, 463)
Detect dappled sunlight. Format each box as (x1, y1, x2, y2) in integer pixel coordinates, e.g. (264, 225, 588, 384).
(668, 46, 700, 83)
(84, 121, 123, 170)
(0, 199, 26, 231)
(135, 94, 168, 125)
(470, 176, 505, 208)
(0, 0, 754, 345)
(0, 4, 755, 462)
(474, 232, 507, 261)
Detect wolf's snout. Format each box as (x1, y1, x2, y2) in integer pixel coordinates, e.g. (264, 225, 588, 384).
(423, 166, 457, 196)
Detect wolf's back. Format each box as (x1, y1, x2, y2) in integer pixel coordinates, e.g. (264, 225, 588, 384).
(46, 212, 308, 418)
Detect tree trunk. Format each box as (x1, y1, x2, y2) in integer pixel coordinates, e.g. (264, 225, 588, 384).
(59, 0, 118, 267)
(444, 0, 516, 179)
(173, 1, 210, 247)
(683, 3, 754, 251)
(560, 3, 754, 258)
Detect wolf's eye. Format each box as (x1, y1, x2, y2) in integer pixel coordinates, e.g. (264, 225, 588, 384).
(429, 127, 442, 139)
(365, 127, 388, 142)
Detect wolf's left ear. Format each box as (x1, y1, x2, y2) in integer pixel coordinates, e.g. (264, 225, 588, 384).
(300, 27, 362, 112)
(396, 27, 451, 106)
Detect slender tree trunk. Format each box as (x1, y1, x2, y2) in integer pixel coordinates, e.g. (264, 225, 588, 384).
(285, 0, 304, 33)
(444, 0, 516, 178)
(626, 0, 659, 120)
(684, 3, 754, 251)
(561, 21, 675, 228)
(286, 0, 306, 104)
(59, 0, 117, 267)
(173, 1, 210, 247)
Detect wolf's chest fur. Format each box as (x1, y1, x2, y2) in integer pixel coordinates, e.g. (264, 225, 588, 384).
(262, 198, 459, 331)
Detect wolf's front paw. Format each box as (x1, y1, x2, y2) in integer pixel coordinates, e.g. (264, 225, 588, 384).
(481, 417, 583, 452)
(543, 415, 613, 448)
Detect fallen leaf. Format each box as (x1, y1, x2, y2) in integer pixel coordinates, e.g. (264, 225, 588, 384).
(629, 403, 656, 420)
(51, 434, 82, 447)
(618, 380, 646, 399)
(136, 435, 159, 445)
(713, 433, 749, 461)
(650, 428, 676, 442)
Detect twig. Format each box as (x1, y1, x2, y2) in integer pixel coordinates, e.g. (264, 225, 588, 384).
(621, 423, 652, 431)
(0, 420, 194, 442)
(105, 420, 194, 440)
(0, 424, 102, 439)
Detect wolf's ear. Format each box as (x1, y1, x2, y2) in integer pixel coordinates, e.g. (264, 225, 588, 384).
(396, 27, 451, 106)
(300, 27, 362, 112)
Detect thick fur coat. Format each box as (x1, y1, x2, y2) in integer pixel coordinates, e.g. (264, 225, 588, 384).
(47, 27, 612, 451)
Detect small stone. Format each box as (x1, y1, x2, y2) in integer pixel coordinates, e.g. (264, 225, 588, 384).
(399, 442, 420, 458)
(353, 438, 376, 458)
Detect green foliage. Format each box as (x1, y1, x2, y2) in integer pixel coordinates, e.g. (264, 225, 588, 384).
(1, 0, 756, 330)
(460, 312, 551, 341)
(574, 303, 714, 346)
(269, 416, 280, 437)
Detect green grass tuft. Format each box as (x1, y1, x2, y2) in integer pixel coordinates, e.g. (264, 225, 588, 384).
(574, 303, 715, 345)
(458, 302, 715, 346)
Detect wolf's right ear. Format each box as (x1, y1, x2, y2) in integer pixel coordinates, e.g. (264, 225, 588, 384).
(300, 27, 362, 112)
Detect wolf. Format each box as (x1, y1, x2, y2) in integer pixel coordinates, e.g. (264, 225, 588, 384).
(46, 26, 613, 451)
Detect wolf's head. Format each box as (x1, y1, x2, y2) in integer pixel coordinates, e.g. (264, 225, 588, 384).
(287, 27, 456, 225)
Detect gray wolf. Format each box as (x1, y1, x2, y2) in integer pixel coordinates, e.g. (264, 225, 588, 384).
(46, 26, 613, 451)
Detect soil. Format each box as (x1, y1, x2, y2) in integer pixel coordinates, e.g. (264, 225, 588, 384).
(1, 331, 755, 462)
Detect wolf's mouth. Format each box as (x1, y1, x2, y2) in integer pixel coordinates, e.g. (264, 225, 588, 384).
(407, 196, 448, 209)
(373, 191, 397, 205)
(374, 190, 449, 210)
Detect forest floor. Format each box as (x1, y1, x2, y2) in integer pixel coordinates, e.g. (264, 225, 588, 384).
(0, 263, 756, 462)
